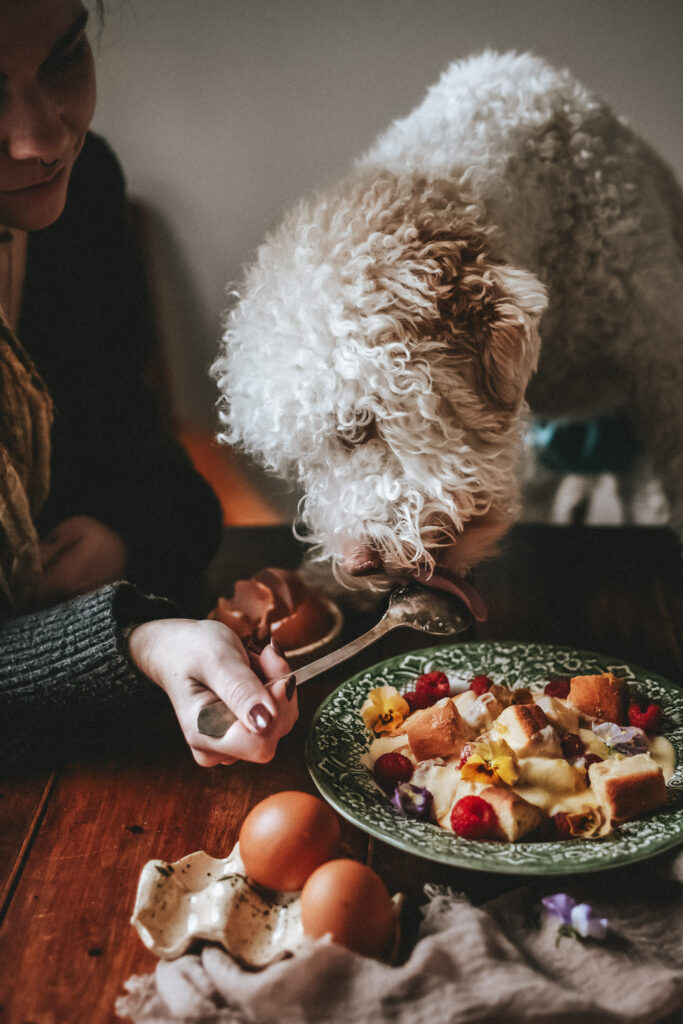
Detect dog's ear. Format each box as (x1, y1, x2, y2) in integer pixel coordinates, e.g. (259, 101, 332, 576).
(358, 175, 547, 412)
(377, 237, 546, 414)
(401, 240, 546, 414)
(473, 264, 547, 412)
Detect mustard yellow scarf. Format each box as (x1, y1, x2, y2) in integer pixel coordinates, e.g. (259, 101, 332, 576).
(0, 306, 52, 611)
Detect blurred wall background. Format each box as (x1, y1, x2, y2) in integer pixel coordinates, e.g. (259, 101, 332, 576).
(92, 0, 683, 519)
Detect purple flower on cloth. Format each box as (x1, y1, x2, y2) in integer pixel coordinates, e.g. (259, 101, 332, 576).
(391, 783, 434, 821)
(542, 893, 608, 945)
(592, 721, 649, 756)
(570, 903, 608, 940)
(542, 893, 575, 923)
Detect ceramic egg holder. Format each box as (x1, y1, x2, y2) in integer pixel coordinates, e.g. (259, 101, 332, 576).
(131, 844, 403, 969)
(131, 844, 305, 967)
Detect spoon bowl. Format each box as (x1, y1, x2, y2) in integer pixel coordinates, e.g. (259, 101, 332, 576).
(381, 584, 472, 636)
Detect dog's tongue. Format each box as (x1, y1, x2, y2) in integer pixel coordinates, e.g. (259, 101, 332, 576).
(413, 566, 488, 622)
(344, 543, 488, 621)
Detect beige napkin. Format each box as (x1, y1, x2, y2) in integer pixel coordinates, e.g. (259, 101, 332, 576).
(117, 847, 683, 1024)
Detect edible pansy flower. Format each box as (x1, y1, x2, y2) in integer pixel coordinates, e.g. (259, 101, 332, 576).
(542, 892, 574, 922)
(592, 721, 649, 757)
(391, 783, 434, 821)
(552, 806, 610, 840)
(571, 903, 608, 940)
(361, 686, 411, 735)
(542, 893, 608, 944)
(460, 738, 519, 787)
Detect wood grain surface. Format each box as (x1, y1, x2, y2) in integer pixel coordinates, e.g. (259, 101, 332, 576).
(0, 525, 681, 1023)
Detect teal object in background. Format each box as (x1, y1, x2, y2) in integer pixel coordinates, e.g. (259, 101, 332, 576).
(529, 414, 638, 475)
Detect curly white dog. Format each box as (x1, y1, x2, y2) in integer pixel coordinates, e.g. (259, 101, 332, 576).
(214, 51, 683, 613)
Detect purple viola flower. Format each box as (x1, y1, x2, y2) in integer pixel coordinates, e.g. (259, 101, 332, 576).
(542, 893, 608, 944)
(592, 722, 649, 756)
(391, 783, 434, 821)
(570, 902, 608, 940)
(541, 893, 575, 924)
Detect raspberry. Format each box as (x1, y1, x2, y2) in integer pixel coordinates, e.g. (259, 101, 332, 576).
(450, 795, 499, 840)
(404, 690, 428, 712)
(627, 700, 662, 733)
(552, 812, 573, 840)
(561, 732, 586, 761)
(582, 752, 603, 783)
(415, 671, 450, 706)
(469, 675, 493, 696)
(544, 677, 571, 699)
(373, 752, 413, 793)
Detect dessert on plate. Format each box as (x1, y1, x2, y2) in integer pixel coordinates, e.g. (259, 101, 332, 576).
(361, 670, 674, 841)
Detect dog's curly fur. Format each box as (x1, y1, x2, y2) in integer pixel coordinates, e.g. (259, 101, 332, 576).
(213, 51, 683, 585)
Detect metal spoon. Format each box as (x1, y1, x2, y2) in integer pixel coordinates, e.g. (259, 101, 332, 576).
(196, 584, 472, 739)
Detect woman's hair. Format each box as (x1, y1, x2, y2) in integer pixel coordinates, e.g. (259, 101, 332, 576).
(0, 311, 52, 612)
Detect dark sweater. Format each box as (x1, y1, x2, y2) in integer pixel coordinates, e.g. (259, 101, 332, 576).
(20, 132, 222, 607)
(1, 134, 222, 768)
(0, 583, 176, 767)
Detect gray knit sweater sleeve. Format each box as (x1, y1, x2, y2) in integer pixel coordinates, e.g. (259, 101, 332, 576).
(0, 582, 179, 768)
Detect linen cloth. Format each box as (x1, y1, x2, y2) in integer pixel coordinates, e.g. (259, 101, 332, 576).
(117, 845, 683, 1024)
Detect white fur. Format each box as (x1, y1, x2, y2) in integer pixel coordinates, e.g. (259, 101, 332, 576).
(214, 51, 683, 583)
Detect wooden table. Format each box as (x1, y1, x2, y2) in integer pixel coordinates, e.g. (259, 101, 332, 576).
(1, 524, 681, 1023)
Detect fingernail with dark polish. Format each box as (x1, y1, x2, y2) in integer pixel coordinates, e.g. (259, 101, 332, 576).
(269, 636, 284, 658)
(285, 674, 296, 700)
(248, 703, 272, 732)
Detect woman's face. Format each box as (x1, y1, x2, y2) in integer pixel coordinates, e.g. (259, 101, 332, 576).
(0, 0, 96, 230)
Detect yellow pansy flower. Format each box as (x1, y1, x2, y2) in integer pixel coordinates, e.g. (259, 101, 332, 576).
(460, 739, 519, 786)
(361, 686, 411, 736)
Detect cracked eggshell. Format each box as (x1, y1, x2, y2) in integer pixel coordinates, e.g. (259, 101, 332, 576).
(130, 844, 306, 966)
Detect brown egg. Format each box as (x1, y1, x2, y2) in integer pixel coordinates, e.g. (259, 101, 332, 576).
(239, 791, 340, 892)
(300, 859, 397, 958)
(270, 591, 331, 650)
(206, 597, 253, 638)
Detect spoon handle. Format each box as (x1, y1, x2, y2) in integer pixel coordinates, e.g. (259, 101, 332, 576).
(295, 618, 392, 684)
(196, 618, 394, 739)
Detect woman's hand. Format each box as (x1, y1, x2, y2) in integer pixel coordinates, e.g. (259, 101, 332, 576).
(127, 618, 298, 766)
(37, 516, 128, 604)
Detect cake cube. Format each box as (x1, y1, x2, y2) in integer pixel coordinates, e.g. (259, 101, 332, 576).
(493, 704, 562, 757)
(455, 690, 507, 732)
(533, 695, 580, 735)
(588, 753, 667, 822)
(568, 673, 628, 724)
(478, 786, 545, 841)
(405, 698, 471, 762)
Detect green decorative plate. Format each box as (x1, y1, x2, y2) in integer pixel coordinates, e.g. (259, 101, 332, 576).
(305, 642, 683, 874)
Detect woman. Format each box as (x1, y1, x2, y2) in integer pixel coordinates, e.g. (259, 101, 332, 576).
(0, 0, 298, 768)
